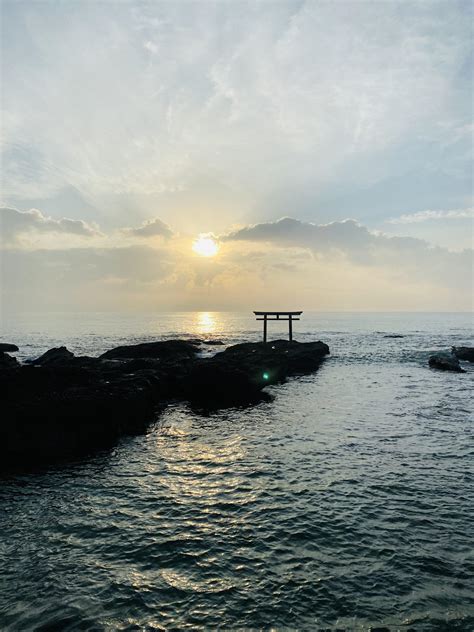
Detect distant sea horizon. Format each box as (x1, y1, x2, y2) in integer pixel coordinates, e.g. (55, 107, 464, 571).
(1, 309, 472, 359)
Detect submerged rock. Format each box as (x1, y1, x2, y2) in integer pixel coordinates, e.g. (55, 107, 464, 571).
(452, 346, 474, 362)
(383, 334, 405, 339)
(429, 353, 465, 373)
(0, 343, 19, 352)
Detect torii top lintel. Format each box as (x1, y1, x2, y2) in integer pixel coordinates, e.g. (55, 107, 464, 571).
(253, 311, 303, 342)
(253, 311, 303, 316)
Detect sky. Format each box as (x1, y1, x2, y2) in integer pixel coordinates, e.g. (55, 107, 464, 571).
(1, 0, 473, 313)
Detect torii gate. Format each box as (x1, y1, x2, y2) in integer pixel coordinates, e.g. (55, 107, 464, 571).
(254, 311, 303, 343)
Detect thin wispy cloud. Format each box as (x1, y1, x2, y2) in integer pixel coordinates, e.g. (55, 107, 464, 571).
(1, 0, 471, 228)
(388, 208, 474, 224)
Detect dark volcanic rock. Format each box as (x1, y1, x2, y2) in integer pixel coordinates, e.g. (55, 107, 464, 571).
(100, 339, 200, 360)
(0, 337, 330, 468)
(30, 346, 75, 366)
(184, 363, 270, 408)
(183, 339, 329, 406)
(452, 346, 474, 362)
(0, 352, 19, 371)
(215, 339, 330, 381)
(429, 353, 465, 373)
(28, 347, 100, 370)
(186, 338, 224, 346)
(1, 367, 157, 467)
(30, 348, 100, 370)
(0, 343, 19, 352)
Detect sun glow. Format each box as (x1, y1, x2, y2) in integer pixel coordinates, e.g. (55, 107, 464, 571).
(192, 234, 219, 257)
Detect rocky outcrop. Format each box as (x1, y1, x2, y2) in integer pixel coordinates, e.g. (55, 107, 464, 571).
(100, 339, 200, 360)
(0, 343, 19, 352)
(0, 352, 19, 371)
(212, 339, 329, 382)
(452, 346, 474, 362)
(184, 363, 270, 408)
(0, 338, 329, 468)
(29, 346, 75, 366)
(429, 353, 466, 373)
(184, 340, 330, 408)
(1, 370, 156, 466)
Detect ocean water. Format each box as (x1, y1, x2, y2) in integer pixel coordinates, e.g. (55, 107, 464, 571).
(0, 311, 473, 631)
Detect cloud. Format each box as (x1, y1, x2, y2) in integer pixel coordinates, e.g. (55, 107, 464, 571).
(122, 217, 174, 238)
(1, 220, 472, 312)
(222, 217, 473, 289)
(143, 40, 159, 54)
(1, 0, 471, 227)
(222, 217, 375, 255)
(388, 208, 474, 224)
(0, 206, 101, 244)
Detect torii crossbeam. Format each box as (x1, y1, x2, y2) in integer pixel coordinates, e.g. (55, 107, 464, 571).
(254, 311, 303, 343)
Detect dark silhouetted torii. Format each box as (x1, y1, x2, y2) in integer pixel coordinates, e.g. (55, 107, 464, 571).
(254, 311, 303, 343)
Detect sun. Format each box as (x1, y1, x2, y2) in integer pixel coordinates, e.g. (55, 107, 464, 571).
(192, 234, 219, 257)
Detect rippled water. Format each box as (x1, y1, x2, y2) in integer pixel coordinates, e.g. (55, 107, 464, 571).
(0, 312, 473, 630)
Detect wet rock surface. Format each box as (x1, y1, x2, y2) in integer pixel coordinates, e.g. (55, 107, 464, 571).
(209, 339, 329, 384)
(100, 339, 200, 360)
(0, 338, 329, 468)
(452, 346, 474, 362)
(0, 343, 19, 352)
(183, 340, 329, 409)
(428, 353, 466, 373)
(29, 346, 75, 366)
(0, 352, 20, 371)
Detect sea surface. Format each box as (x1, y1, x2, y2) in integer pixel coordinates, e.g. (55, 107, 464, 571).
(0, 311, 473, 631)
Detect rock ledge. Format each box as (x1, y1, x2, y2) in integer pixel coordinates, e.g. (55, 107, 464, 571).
(1, 338, 329, 468)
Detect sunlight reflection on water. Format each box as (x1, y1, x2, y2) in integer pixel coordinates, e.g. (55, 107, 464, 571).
(195, 311, 218, 335)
